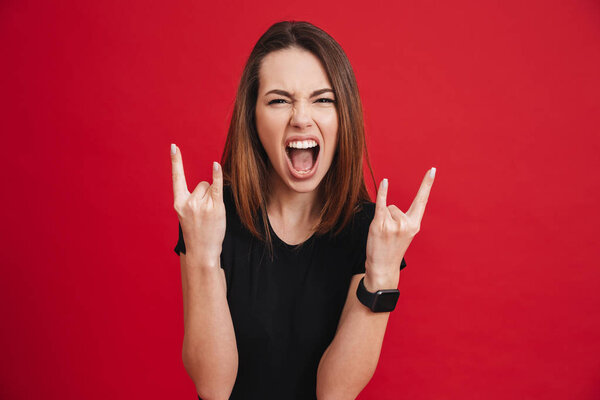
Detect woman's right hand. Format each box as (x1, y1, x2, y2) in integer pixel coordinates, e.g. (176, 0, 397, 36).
(171, 144, 226, 269)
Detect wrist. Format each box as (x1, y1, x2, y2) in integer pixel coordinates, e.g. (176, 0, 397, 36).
(363, 271, 399, 292)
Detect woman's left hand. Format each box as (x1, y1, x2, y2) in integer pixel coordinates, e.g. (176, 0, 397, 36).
(364, 167, 436, 290)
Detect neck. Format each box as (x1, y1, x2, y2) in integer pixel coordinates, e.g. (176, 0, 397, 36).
(266, 169, 322, 228)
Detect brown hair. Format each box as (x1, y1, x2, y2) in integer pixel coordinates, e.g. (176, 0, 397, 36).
(220, 20, 376, 256)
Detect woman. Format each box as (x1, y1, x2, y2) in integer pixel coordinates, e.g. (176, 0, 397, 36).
(170, 20, 435, 399)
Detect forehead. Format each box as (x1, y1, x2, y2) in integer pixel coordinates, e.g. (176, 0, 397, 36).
(258, 47, 332, 93)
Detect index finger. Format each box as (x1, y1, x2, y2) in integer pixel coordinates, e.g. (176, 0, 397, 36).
(210, 161, 223, 201)
(407, 167, 436, 221)
(374, 178, 389, 221)
(171, 144, 189, 201)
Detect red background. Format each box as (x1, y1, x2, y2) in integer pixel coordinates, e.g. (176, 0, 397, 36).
(1, 0, 599, 399)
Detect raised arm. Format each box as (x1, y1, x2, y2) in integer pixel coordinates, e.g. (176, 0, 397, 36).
(316, 168, 436, 399)
(171, 144, 238, 400)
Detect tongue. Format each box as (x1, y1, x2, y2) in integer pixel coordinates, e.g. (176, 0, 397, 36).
(289, 148, 314, 171)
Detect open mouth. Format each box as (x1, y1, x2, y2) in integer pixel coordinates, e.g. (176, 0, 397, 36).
(284, 138, 320, 178)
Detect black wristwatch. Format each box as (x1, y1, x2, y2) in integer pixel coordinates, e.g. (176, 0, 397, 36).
(356, 276, 400, 312)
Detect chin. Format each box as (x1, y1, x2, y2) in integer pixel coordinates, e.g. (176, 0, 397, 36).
(287, 179, 321, 193)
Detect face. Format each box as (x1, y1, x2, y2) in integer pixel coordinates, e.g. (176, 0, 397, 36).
(255, 47, 338, 194)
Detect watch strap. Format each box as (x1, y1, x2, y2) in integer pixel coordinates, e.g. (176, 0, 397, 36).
(356, 276, 400, 312)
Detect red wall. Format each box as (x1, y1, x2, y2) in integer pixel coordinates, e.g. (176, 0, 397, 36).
(1, 0, 599, 399)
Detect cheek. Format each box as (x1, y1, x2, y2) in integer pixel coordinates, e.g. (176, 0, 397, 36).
(255, 109, 283, 152)
(317, 114, 339, 155)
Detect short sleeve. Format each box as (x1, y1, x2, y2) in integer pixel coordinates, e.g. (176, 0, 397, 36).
(174, 222, 186, 256)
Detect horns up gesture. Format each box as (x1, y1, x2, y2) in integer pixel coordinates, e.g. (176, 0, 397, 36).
(364, 168, 436, 289)
(171, 144, 226, 269)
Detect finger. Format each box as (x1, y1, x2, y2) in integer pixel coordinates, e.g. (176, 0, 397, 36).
(374, 178, 389, 220)
(388, 204, 405, 222)
(171, 144, 189, 201)
(191, 181, 211, 199)
(407, 167, 436, 221)
(210, 161, 223, 201)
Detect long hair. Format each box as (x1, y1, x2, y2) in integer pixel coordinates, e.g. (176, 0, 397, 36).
(220, 20, 376, 257)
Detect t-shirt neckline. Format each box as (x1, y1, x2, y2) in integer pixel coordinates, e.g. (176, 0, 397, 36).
(266, 212, 317, 249)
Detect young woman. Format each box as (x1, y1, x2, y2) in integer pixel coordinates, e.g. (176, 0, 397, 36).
(170, 21, 435, 400)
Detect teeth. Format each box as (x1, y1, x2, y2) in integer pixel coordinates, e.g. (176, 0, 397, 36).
(287, 139, 318, 149)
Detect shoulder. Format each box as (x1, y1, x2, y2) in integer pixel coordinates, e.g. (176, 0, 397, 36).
(352, 201, 376, 226)
(222, 183, 238, 220)
(222, 183, 234, 207)
(222, 183, 241, 214)
(332, 200, 375, 244)
(347, 200, 376, 235)
(221, 183, 246, 231)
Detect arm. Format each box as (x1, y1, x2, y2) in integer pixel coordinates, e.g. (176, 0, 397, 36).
(171, 146, 238, 400)
(317, 168, 435, 399)
(181, 254, 238, 400)
(316, 271, 399, 400)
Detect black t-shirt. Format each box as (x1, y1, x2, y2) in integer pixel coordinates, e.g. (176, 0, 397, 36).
(174, 184, 406, 399)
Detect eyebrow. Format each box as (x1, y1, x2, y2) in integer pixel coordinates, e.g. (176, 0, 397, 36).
(264, 88, 335, 98)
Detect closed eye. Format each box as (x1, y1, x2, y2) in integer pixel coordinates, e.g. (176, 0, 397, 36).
(267, 98, 337, 105)
(268, 99, 287, 105)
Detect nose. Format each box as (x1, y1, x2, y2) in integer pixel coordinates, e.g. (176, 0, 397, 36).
(290, 102, 313, 130)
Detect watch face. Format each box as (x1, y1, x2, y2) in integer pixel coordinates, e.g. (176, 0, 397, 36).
(374, 291, 400, 312)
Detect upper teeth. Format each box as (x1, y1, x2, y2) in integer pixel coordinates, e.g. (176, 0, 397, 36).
(287, 139, 318, 149)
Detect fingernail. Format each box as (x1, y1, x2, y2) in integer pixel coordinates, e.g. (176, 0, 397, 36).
(170, 144, 176, 155)
(430, 167, 436, 178)
(383, 178, 388, 189)
(213, 161, 219, 171)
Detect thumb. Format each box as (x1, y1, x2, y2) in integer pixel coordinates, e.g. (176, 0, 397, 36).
(374, 178, 388, 220)
(211, 161, 223, 201)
